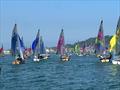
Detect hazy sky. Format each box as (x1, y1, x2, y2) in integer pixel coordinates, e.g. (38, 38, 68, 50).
(0, 0, 119, 49)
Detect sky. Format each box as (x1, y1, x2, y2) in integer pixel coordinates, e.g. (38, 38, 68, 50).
(0, 0, 120, 49)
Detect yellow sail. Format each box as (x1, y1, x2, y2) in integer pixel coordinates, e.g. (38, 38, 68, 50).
(109, 35, 116, 52)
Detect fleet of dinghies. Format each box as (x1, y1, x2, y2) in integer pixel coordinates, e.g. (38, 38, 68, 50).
(0, 16, 120, 65)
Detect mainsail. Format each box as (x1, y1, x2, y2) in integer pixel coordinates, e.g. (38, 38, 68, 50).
(74, 44, 80, 55)
(109, 35, 116, 52)
(95, 20, 105, 55)
(115, 16, 120, 56)
(32, 29, 40, 55)
(109, 16, 120, 60)
(0, 44, 3, 53)
(11, 24, 24, 59)
(0, 44, 4, 56)
(56, 29, 65, 56)
(20, 36, 25, 51)
(18, 35, 24, 59)
(40, 36, 46, 54)
(11, 24, 18, 55)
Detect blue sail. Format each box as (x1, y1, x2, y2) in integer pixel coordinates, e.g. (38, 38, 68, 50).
(18, 35, 24, 59)
(11, 24, 24, 60)
(11, 24, 18, 55)
(32, 38, 39, 52)
(19, 37, 25, 51)
(32, 30, 40, 54)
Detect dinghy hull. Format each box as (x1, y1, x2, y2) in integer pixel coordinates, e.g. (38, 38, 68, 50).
(112, 60, 120, 65)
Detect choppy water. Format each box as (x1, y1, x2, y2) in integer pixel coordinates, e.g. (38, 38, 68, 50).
(0, 55, 120, 90)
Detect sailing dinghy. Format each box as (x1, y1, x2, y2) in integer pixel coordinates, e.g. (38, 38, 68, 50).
(11, 24, 25, 64)
(32, 30, 49, 62)
(109, 16, 120, 65)
(95, 20, 111, 63)
(56, 29, 70, 61)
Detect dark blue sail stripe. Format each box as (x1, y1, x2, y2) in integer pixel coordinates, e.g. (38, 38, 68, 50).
(32, 30, 40, 54)
(32, 37, 39, 52)
(11, 32, 18, 55)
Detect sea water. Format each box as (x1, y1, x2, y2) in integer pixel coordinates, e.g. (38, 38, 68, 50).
(0, 55, 120, 90)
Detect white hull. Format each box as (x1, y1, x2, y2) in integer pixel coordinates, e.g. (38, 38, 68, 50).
(33, 56, 48, 62)
(78, 54, 83, 56)
(43, 56, 48, 60)
(12, 59, 25, 65)
(112, 60, 120, 65)
(101, 59, 110, 63)
(61, 55, 70, 61)
(12, 60, 20, 64)
(33, 58, 41, 62)
(62, 58, 69, 61)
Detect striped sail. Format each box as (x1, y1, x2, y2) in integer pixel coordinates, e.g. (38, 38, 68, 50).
(95, 20, 105, 55)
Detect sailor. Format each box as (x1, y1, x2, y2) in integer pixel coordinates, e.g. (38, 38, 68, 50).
(38, 54, 44, 59)
(16, 54, 24, 64)
(38, 54, 40, 59)
(98, 55, 105, 60)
